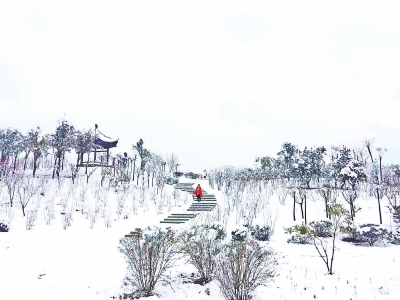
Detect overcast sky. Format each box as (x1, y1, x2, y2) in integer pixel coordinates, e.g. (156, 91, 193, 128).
(1, 1, 400, 172)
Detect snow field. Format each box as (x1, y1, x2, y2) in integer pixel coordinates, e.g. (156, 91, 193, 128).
(0, 173, 399, 299)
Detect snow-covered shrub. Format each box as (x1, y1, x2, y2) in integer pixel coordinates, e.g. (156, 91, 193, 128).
(231, 227, 248, 242)
(390, 227, 400, 245)
(308, 220, 333, 238)
(389, 205, 400, 224)
(109, 173, 130, 193)
(284, 223, 312, 244)
(208, 223, 227, 240)
(43, 195, 55, 225)
(116, 192, 127, 220)
(179, 225, 224, 285)
(341, 222, 364, 243)
(0, 221, 9, 232)
(78, 187, 87, 213)
(130, 190, 138, 215)
(214, 240, 278, 300)
(359, 224, 390, 246)
(25, 209, 38, 230)
(62, 211, 73, 230)
(103, 205, 112, 228)
(119, 227, 180, 298)
(166, 194, 172, 212)
(246, 225, 273, 242)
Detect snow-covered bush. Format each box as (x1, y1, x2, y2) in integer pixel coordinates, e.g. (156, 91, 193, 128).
(390, 227, 400, 245)
(245, 224, 273, 242)
(118, 227, 181, 298)
(284, 223, 312, 244)
(231, 227, 248, 242)
(43, 191, 55, 225)
(116, 191, 127, 220)
(103, 205, 112, 228)
(308, 220, 333, 238)
(25, 208, 38, 230)
(0, 221, 9, 232)
(214, 240, 278, 300)
(359, 224, 390, 246)
(179, 225, 224, 285)
(341, 222, 364, 243)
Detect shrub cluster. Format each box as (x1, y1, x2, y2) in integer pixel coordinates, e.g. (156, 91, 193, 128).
(244, 224, 273, 242)
(391, 227, 400, 245)
(231, 228, 248, 242)
(119, 225, 278, 300)
(118, 227, 181, 298)
(342, 223, 394, 246)
(214, 240, 278, 300)
(0, 221, 9, 232)
(179, 225, 224, 285)
(359, 224, 390, 246)
(284, 223, 312, 244)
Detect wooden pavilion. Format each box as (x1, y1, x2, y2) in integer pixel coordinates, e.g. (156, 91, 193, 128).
(76, 125, 118, 173)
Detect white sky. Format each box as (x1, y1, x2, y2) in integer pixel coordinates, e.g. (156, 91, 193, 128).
(1, 0, 400, 172)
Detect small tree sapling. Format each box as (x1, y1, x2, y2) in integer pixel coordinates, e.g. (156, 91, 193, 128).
(309, 200, 349, 275)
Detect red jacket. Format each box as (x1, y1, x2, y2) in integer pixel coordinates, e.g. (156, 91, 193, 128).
(193, 187, 203, 197)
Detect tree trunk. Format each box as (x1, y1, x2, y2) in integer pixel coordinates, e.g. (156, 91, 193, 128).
(52, 156, 57, 179)
(293, 192, 296, 222)
(376, 188, 382, 224)
(13, 155, 17, 170)
(61, 151, 65, 170)
(329, 232, 337, 275)
(324, 197, 329, 219)
(366, 144, 374, 163)
(132, 161, 136, 182)
(349, 202, 354, 221)
(33, 156, 38, 178)
(300, 201, 304, 219)
(304, 193, 307, 224)
(23, 152, 29, 170)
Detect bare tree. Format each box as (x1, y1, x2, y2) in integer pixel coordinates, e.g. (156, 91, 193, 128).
(166, 153, 179, 175)
(3, 161, 23, 207)
(306, 200, 349, 275)
(16, 176, 39, 217)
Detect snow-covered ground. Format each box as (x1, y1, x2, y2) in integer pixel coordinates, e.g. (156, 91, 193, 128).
(0, 173, 399, 300)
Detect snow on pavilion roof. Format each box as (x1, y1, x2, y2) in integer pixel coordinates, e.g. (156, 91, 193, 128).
(94, 138, 118, 149)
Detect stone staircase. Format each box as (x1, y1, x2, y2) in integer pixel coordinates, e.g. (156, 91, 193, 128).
(124, 183, 218, 238)
(159, 182, 217, 224)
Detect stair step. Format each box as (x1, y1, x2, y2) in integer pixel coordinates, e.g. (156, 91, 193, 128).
(164, 218, 191, 221)
(160, 220, 186, 224)
(166, 215, 194, 219)
(170, 213, 197, 216)
(193, 200, 217, 202)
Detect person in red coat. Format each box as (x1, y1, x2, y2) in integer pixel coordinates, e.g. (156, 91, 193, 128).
(193, 184, 203, 202)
